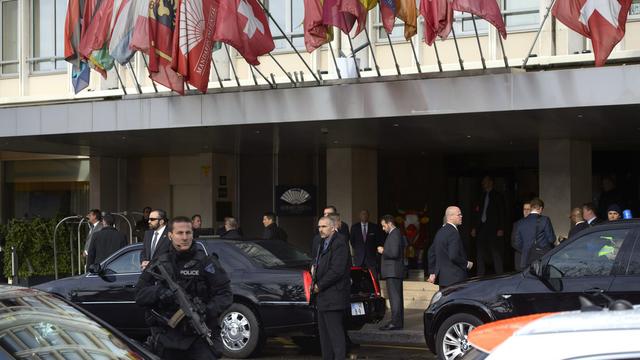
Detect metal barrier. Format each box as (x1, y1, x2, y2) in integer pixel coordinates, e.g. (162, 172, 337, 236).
(53, 215, 83, 279)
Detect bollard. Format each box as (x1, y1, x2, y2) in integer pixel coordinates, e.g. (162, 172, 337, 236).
(10, 246, 18, 285)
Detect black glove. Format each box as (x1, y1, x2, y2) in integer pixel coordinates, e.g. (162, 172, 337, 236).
(158, 287, 175, 304)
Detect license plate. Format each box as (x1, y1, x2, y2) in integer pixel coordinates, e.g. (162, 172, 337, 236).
(351, 302, 365, 316)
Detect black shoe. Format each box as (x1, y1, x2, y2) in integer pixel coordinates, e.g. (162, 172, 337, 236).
(379, 323, 403, 331)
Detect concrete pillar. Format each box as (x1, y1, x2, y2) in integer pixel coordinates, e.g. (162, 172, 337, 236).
(539, 139, 592, 239)
(90, 157, 127, 212)
(326, 148, 378, 225)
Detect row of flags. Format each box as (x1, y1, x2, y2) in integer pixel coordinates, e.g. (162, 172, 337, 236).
(64, 0, 276, 95)
(64, 0, 632, 96)
(303, 0, 632, 67)
(303, 0, 508, 53)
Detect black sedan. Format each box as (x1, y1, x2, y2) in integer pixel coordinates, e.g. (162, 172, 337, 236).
(35, 239, 386, 358)
(0, 285, 158, 359)
(424, 220, 640, 360)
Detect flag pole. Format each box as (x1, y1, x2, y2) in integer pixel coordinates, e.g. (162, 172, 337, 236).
(498, 36, 509, 68)
(346, 33, 361, 78)
(251, 65, 274, 88)
(268, 53, 297, 85)
(224, 45, 241, 87)
(141, 55, 158, 93)
(211, 58, 225, 88)
(409, 38, 422, 73)
(522, 0, 557, 69)
(250, 66, 259, 85)
(257, 1, 321, 85)
(363, 26, 380, 77)
(113, 65, 128, 95)
(328, 41, 342, 79)
(470, 14, 486, 70)
(433, 41, 443, 72)
(450, 26, 464, 70)
(386, 33, 401, 75)
(127, 62, 143, 94)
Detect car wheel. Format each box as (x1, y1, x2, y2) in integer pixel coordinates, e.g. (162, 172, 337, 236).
(220, 303, 263, 359)
(435, 313, 483, 360)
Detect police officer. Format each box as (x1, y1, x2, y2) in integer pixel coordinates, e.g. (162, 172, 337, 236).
(135, 216, 233, 360)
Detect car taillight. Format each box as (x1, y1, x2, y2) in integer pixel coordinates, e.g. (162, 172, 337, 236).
(303, 271, 312, 303)
(368, 269, 380, 296)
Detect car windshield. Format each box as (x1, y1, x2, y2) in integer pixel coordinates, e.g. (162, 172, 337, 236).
(232, 241, 311, 268)
(0, 287, 148, 359)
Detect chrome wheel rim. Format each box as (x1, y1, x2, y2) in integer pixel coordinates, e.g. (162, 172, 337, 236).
(221, 311, 251, 351)
(442, 321, 475, 360)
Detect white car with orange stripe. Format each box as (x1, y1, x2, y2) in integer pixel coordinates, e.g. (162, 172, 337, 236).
(462, 302, 640, 360)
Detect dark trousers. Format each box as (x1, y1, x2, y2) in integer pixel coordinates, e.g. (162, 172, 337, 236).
(160, 338, 218, 360)
(318, 310, 346, 360)
(386, 277, 404, 328)
(476, 226, 503, 276)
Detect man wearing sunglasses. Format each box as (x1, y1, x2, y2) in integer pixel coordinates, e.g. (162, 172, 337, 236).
(141, 209, 170, 270)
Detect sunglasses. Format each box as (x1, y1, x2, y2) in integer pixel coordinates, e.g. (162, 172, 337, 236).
(148, 218, 160, 221)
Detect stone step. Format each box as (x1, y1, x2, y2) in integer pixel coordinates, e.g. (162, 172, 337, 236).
(379, 280, 439, 310)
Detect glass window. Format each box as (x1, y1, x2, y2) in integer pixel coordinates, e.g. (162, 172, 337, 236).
(631, 0, 640, 16)
(268, 0, 304, 50)
(1, 0, 19, 75)
(32, 0, 66, 72)
(547, 229, 630, 278)
(503, 0, 539, 30)
(105, 250, 141, 274)
(453, 11, 489, 36)
(233, 240, 311, 268)
(626, 236, 640, 275)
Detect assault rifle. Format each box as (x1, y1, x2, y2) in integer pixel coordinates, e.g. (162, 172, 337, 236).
(149, 263, 215, 347)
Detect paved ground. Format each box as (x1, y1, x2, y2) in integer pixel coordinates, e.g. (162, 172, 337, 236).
(236, 339, 434, 359)
(223, 308, 434, 359)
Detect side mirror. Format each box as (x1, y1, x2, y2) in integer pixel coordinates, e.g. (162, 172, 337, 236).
(529, 260, 542, 278)
(88, 264, 102, 274)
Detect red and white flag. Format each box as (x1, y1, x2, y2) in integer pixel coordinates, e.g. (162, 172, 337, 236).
(172, 0, 220, 93)
(213, 0, 274, 65)
(420, 0, 453, 45)
(553, 0, 632, 66)
(452, 0, 506, 39)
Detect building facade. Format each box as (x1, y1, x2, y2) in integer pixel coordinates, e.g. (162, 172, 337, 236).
(1, 0, 640, 270)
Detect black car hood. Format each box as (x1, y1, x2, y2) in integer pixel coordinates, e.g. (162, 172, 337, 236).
(440, 272, 523, 300)
(33, 274, 88, 294)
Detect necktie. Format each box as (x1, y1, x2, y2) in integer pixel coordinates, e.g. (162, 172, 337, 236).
(481, 192, 490, 223)
(362, 223, 367, 242)
(151, 232, 159, 257)
(323, 238, 330, 252)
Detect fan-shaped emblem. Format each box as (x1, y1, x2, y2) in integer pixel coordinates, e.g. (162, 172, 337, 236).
(280, 188, 311, 205)
(179, 0, 205, 55)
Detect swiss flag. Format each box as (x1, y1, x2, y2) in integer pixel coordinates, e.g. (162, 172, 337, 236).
(420, 0, 453, 45)
(172, 0, 220, 93)
(553, 0, 632, 66)
(213, 0, 274, 66)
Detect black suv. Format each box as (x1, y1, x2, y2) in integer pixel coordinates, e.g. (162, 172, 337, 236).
(424, 220, 640, 360)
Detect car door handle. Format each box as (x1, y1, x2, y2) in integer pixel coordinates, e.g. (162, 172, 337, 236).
(123, 284, 135, 289)
(584, 287, 604, 295)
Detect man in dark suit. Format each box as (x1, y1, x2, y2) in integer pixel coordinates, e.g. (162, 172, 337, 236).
(313, 216, 350, 360)
(350, 210, 382, 276)
(582, 202, 603, 227)
(378, 214, 405, 330)
(511, 201, 532, 271)
(87, 214, 128, 267)
(220, 217, 243, 240)
(427, 207, 473, 288)
(140, 209, 170, 270)
(324, 206, 350, 237)
(262, 212, 288, 241)
(515, 198, 556, 269)
(471, 176, 506, 276)
(568, 207, 588, 239)
(83, 209, 103, 258)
